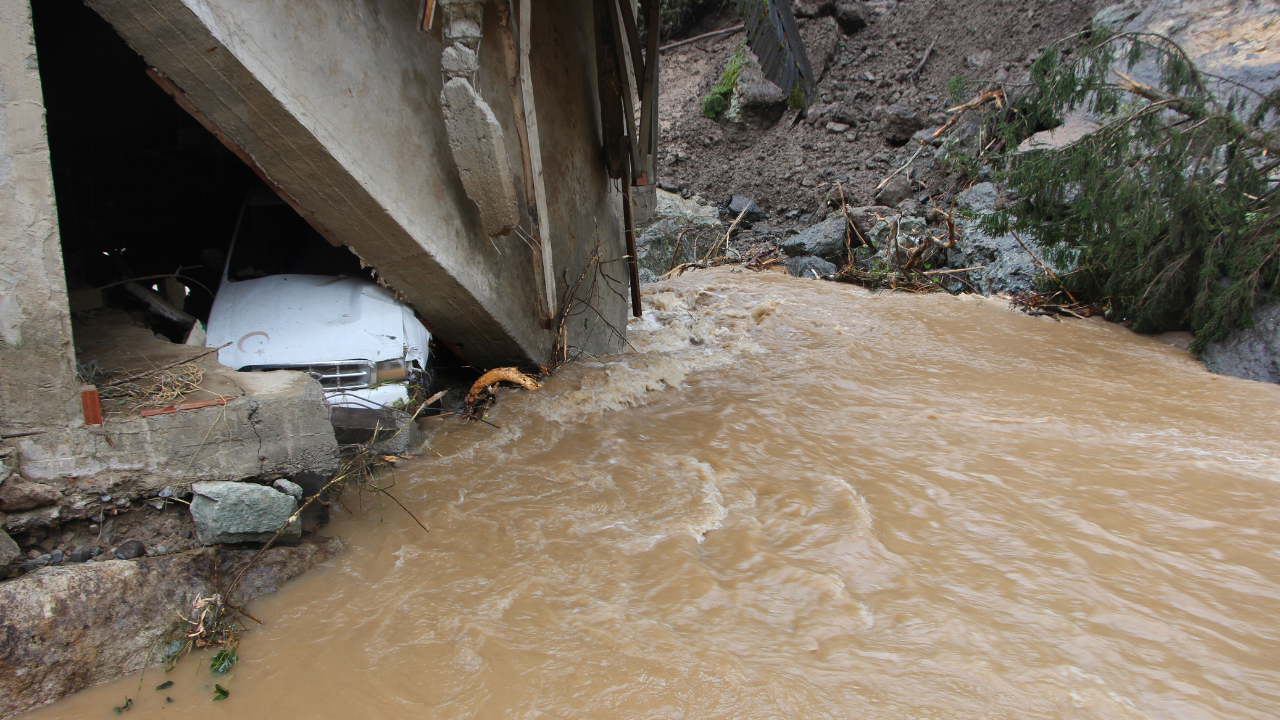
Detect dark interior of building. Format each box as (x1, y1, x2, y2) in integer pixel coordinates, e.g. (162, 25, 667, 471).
(31, 0, 468, 395)
(30, 0, 369, 344)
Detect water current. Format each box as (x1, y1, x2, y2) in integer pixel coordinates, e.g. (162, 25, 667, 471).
(24, 268, 1280, 719)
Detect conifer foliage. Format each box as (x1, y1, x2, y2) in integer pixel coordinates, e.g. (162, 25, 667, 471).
(982, 32, 1280, 350)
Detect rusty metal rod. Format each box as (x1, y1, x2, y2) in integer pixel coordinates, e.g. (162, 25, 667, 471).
(622, 152, 643, 318)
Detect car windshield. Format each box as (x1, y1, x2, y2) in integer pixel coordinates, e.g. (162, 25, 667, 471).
(226, 191, 365, 281)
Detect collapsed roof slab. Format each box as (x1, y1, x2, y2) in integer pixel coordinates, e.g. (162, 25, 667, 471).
(85, 0, 553, 367)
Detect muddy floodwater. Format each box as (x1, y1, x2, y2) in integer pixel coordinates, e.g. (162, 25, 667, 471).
(25, 269, 1280, 719)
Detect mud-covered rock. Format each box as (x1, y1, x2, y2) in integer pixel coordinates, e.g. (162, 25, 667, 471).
(874, 175, 913, 207)
(1202, 302, 1280, 385)
(190, 481, 300, 545)
(834, 1, 871, 33)
(113, 539, 145, 560)
(0, 478, 61, 513)
(787, 255, 838, 278)
(877, 102, 925, 145)
(0, 536, 345, 717)
(725, 57, 788, 130)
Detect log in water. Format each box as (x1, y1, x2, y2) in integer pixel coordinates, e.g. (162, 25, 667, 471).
(24, 269, 1280, 719)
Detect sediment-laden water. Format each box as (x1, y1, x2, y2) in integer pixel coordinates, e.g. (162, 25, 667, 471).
(24, 268, 1280, 718)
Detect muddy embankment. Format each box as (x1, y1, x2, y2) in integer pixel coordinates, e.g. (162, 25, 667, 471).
(643, 0, 1280, 383)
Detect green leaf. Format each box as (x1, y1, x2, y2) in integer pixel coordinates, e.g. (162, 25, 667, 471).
(212, 685, 230, 701)
(165, 697, 174, 704)
(112, 698, 132, 714)
(155, 681, 173, 691)
(210, 647, 238, 674)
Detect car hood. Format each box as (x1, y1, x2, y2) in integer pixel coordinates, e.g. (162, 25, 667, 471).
(206, 275, 425, 369)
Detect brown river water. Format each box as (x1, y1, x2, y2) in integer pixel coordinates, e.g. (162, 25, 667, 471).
(23, 268, 1280, 719)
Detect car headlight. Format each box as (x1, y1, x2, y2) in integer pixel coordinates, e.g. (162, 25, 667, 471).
(373, 358, 408, 384)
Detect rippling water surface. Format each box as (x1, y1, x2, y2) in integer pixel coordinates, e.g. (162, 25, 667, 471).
(26, 269, 1280, 719)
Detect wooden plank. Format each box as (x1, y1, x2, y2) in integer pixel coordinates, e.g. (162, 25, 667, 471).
(637, 0, 660, 183)
(606, 0, 641, 181)
(499, 0, 552, 319)
(519, 0, 558, 318)
(594, 0, 625, 179)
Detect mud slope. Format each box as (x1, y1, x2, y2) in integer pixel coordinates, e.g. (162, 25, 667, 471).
(656, 0, 1104, 219)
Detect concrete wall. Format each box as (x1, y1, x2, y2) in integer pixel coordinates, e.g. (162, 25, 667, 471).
(85, 0, 628, 367)
(528, 0, 629, 356)
(0, 0, 80, 433)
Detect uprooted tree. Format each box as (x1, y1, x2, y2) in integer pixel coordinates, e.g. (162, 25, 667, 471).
(978, 31, 1280, 351)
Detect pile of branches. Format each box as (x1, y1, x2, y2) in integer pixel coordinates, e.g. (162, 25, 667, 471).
(980, 30, 1280, 350)
(98, 363, 203, 413)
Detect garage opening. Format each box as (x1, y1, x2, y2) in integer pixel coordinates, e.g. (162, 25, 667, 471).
(31, 2, 465, 432)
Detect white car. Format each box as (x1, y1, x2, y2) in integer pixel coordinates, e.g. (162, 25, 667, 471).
(206, 185, 431, 431)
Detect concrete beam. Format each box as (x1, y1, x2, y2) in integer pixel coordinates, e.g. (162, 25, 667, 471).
(85, 0, 553, 367)
(0, 0, 81, 433)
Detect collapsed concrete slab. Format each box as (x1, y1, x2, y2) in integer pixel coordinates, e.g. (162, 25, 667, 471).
(10, 369, 337, 534)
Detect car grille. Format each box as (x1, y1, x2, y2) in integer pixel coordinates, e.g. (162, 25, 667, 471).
(241, 361, 375, 390)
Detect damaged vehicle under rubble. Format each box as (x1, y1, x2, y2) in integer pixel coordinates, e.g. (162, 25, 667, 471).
(205, 184, 431, 447)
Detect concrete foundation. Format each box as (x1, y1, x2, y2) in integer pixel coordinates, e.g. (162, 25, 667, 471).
(9, 369, 338, 535)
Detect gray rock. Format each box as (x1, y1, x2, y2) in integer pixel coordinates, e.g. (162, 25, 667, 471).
(0, 478, 61, 513)
(273, 478, 305, 500)
(781, 215, 848, 259)
(0, 529, 18, 568)
(825, 121, 851, 134)
(729, 194, 766, 221)
(48, 550, 62, 565)
(874, 175, 913, 207)
(786, 255, 839, 278)
(68, 546, 92, 563)
(190, 481, 300, 545)
(0, 537, 346, 717)
(114, 539, 145, 560)
(946, 182, 1051, 296)
(635, 219, 703, 281)
(1201, 302, 1280, 384)
(877, 102, 925, 145)
(725, 54, 789, 129)
(834, 1, 870, 33)
(1093, 1, 1141, 31)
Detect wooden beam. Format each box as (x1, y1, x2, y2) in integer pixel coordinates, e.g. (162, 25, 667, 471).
(518, 0, 557, 319)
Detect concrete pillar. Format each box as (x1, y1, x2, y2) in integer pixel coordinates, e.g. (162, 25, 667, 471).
(0, 0, 80, 433)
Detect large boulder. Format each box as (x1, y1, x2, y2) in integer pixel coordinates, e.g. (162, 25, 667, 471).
(0, 477, 61, 513)
(781, 215, 848, 259)
(947, 182, 1050, 296)
(725, 55, 789, 130)
(1201, 302, 1280, 384)
(190, 481, 300, 544)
